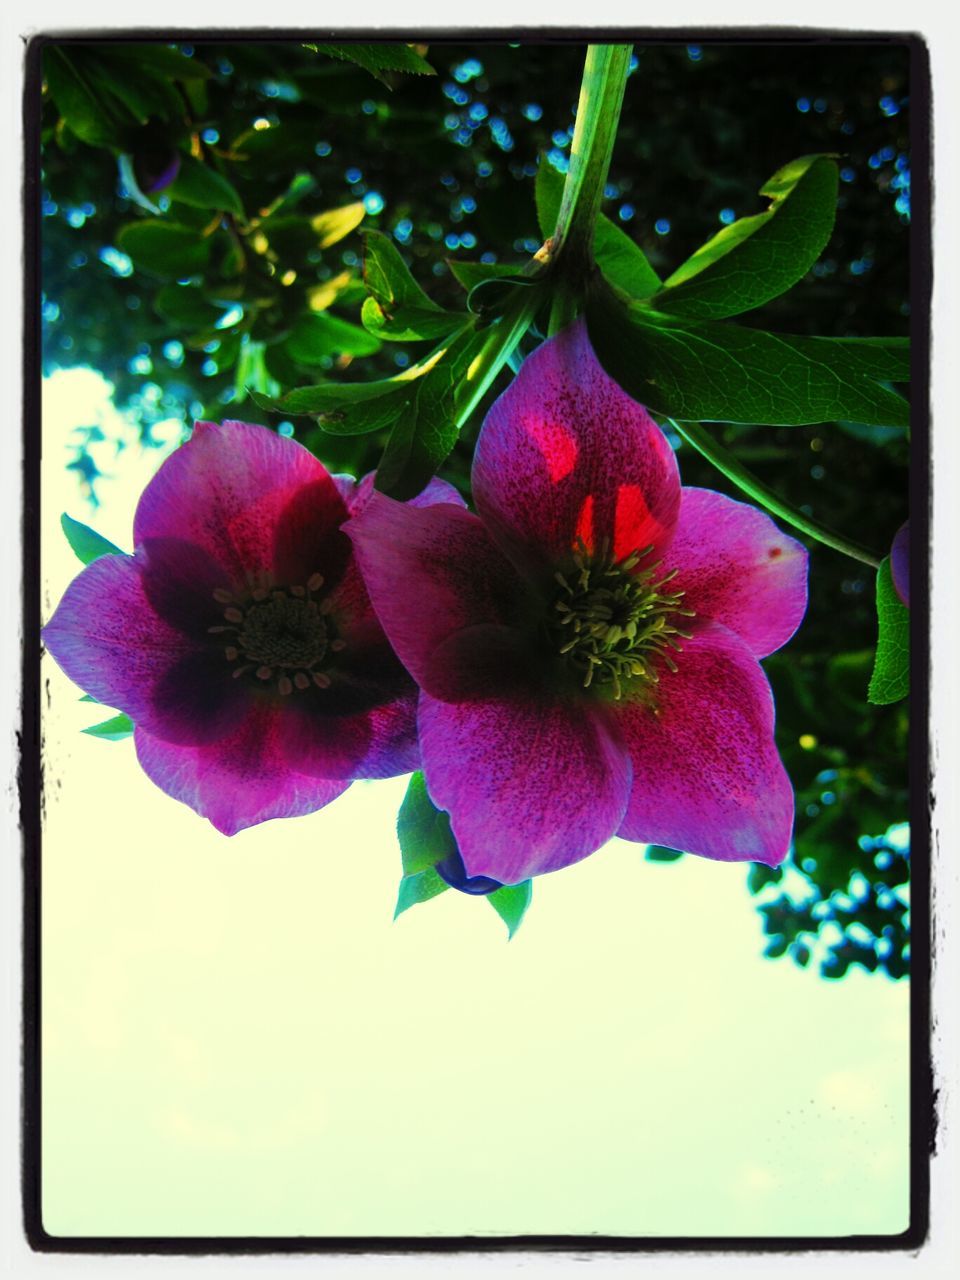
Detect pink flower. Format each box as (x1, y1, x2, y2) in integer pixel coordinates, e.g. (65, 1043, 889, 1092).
(347, 322, 809, 885)
(43, 420, 461, 835)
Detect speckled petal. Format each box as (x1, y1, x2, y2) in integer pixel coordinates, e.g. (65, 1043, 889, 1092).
(135, 709, 348, 835)
(345, 494, 525, 695)
(615, 622, 793, 867)
(472, 320, 681, 578)
(418, 689, 632, 884)
(663, 488, 809, 657)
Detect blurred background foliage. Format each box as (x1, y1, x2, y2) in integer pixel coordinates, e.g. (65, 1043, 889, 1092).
(38, 36, 911, 978)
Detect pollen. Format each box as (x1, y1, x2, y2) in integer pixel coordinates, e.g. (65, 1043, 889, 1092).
(549, 537, 695, 699)
(212, 571, 344, 696)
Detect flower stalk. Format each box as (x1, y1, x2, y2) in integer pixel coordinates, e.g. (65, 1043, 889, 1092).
(549, 44, 633, 281)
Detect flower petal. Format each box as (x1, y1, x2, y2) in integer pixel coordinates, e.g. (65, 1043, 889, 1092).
(472, 320, 681, 576)
(345, 494, 525, 695)
(615, 623, 794, 866)
(43, 551, 247, 744)
(345, 471, 467, 516)
(663, 488, 809, 657)
(418, 690, 632, 883)
(135, 710, 348, 836)
(134, 420, 349, 588)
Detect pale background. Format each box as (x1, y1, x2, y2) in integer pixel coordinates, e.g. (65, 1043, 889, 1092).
(37, 369, 910, 1240)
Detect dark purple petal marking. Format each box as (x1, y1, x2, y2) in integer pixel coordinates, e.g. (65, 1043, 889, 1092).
(890, 520, 909, 607)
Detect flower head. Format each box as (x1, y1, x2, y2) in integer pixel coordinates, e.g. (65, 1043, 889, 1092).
(43, 420, 461, 835)
(347, 322, 809, 886)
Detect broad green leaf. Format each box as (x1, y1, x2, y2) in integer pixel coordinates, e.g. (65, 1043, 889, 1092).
(256, 342, 449, 420)
(536, 161, 661, 300)
(153, 283, 223, 329)
(285, 312, 382, 363)
(748, 863, 783, 894)
(448, 259, 527, 293)
(116, 220, 213, 278)
(61, 513, 123, 564)
(360, 230, 463, 340)
(45, 47, 123, 147)
(653, 155, 839, 319)
(394, 867, 449, 919)
(82, 713, 134, 741)
(308, 42, 436, 86)
(362, 297, 464, 342)
(466, 275, 537, 317)
(307, 270, 363, 314)
(167, 155, 244, 217)
(310, 202, 366, 249)
(103, 43, 212, 81)
(396, 771, 458, 875)
(376, 326, 485, 497)
(586, 281, 910, 428)
(868, 556, 910, 704)
(487, 881, 533, 939)
(84, 49, 181, 123)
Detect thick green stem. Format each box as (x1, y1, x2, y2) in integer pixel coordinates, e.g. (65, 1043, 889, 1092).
(668, 418, 882, 569)
(550, 44, 632, 276)
(455, 287, 542, 427)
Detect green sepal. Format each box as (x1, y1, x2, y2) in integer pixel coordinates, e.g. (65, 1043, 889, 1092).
(535, 159, 661, 300)
(653, 154, 839, 319)
(396, 772, 459, 874)
(868, 556, 910, 704)
(61, 513, 123, 565)
(82, 713, 134, 741)
(487, 881, 533, 939)
(360, 230, 464, 340)
(394, 867, 449, 919)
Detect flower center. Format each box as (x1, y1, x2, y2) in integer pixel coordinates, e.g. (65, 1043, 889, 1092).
(209, 572, 345, 696)
(550, 538, 695, 699)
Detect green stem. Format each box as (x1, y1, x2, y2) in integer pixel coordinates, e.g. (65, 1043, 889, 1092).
(455, 287, 541, 427)
(667, 418, 882, 569)
(550, 44, 633, 275)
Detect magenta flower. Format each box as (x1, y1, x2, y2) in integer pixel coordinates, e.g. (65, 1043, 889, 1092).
(347, 322, 809, 886)
(43, 420, 461, 835)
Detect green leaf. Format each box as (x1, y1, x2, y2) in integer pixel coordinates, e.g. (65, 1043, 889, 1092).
(309, 42, 436, 85)
(487, 881, 533, 938)
(61, 513, 123, 564)
(654, 155, 839, 319)
(116, 220, 213, 279)
(360, 230, 464, 340)
(448, 259, 527, 293)
(45, 47, 123, 147)
(396, 771, 458, 875)
(466, 275, 537, 318)
(153, 283, 223, 329)
(394, 867, 449, 918)
(83, 49, 182, 124)
(82, 713, 134, 741)
(310, 202, 367, 249)
(748, 863, 783, 894)
(285, 312, 382, 363)
(868, 556, 910, 704)
(103, 44, 212, 81)
(586, 281, 910, 428)
(167, 155, 244, 217)
(536, 160, 661, 300)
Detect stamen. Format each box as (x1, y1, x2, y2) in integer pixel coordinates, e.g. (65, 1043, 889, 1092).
(277, 676, 293, 696)
(256, 666, 274, 680)
(213, 588, 234, 604)
(224, 646, 239, 661)
(307, 573, 324, 592)
(223, 607, 244, 624)
(294, 672, 310, 690)
(312, 672, 331, 689)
